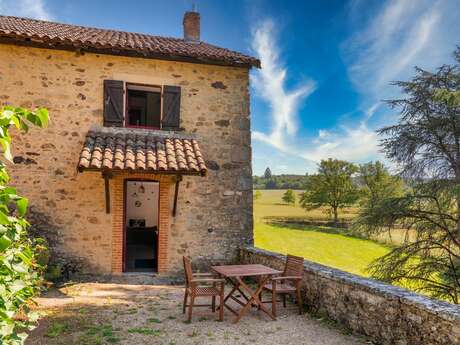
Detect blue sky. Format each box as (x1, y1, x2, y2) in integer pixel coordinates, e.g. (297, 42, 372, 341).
(0, 0, 459, 175)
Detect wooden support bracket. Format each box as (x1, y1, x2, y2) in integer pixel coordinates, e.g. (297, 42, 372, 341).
(172, 175, 182, 217)
(102, 171, 114, 214)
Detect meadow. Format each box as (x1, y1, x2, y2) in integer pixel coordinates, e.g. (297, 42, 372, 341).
(253, 190, 393, 277)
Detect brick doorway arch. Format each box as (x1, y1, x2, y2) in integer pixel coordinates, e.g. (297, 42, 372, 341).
(111, 173, 172, 274)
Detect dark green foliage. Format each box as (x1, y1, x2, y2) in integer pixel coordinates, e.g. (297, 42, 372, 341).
(300, 159, 360, 225)
(264, 167, 272, 179)
(355, 47, 460, 303)
(0, 106, 49, 344)
(358, 161, 405, 208)
(282, 189, 296, 205)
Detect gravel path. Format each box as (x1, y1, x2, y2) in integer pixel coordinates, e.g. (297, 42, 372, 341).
(27, 282, 367, 345)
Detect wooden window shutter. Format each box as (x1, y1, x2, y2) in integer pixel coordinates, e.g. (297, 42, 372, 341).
(162, 85, 181, 130)
(103, 80, 124, 127)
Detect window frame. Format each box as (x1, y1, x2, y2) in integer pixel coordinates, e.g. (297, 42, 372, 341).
(124, 82, 164, 130)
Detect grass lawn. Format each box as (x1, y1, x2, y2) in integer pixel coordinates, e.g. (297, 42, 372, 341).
(254, 189, 359, 224)
(254, 223, 390, 276)
(254, 189, 391, 277)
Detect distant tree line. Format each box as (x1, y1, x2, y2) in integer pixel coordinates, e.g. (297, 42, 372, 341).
(253, 171, 308, 190)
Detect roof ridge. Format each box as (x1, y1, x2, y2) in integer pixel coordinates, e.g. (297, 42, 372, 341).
(0, 15, 260, 68)
(0, 15, 186, 42)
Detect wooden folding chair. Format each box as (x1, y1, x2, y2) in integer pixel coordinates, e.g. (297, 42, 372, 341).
(182, 256, 225, 322)
(261, 254, 304, 317)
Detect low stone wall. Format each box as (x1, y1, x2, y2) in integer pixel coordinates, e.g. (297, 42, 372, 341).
(240, 247, 460, 345)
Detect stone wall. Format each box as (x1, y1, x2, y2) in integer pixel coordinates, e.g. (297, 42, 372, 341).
(241, 247, 460, 345)
(0, 43, 253, 274)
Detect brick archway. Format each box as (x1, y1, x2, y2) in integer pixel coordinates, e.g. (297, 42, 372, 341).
(111, 173, 172, 274)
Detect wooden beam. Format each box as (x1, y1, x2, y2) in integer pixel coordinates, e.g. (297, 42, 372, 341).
(102, 172, 113, 214)
(172, 176, 182, 217)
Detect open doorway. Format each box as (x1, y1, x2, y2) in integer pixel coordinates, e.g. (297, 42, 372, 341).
(124, 180, 159, 272)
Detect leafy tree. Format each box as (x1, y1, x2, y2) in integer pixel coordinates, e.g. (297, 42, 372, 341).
(300, 159, 359, 225)
(0, 106, 49, 344)
(264, 167, 272, 179)
(282, 189, 296, 205)
(253, 190, 262, 200)
(358, 161, 405, 209)
(354, 48, 460, 303)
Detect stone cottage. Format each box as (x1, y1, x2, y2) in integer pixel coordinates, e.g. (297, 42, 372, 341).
(0, 12, 260, 274)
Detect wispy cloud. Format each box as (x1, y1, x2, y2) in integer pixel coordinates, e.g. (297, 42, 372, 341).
(251, 20, 316, 152)
(250, 18, 378, 166)
(343, 0, 451, 102)
(0, 0, 53, 21)
(302, 122, 379, 163)
(310, 0, 451, 163)
(252, 0, 458, 173)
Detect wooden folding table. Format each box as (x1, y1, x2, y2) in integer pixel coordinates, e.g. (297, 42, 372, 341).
(212, 264, 282, 323)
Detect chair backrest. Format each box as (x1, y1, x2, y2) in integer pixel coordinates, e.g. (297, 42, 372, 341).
(183, 256, 194, 287)
(283, 254, 304, 277)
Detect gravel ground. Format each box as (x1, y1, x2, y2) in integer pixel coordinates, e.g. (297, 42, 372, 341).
(26, 282, 368, 345)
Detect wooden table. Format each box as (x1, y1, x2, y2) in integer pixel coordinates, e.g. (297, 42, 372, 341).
(212, 264, 282, 323)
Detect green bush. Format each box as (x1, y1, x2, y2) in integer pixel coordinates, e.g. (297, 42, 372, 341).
(0, 106, 49, 344)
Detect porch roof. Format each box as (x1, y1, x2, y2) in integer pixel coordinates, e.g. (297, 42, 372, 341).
(77, 127, 207, 176)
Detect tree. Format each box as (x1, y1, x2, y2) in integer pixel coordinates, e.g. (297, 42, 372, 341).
(254, 190, 262, 200)
(300, 159, 359, 225)
(358, 161, 405, 209)
(354, 48, 460, 303)
(264, 167, 272, 179)
(282, 189, 296, 205)
(0, 106, 49, 344)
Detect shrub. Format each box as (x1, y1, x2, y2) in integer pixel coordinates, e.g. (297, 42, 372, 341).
(0, 106, 49, 344)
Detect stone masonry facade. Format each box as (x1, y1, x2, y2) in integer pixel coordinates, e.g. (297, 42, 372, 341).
(241, 247, 460, 345)
(0, 43, 253, 274)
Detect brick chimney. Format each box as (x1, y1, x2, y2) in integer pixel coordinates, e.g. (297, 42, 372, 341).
(183, 11, 200, 42)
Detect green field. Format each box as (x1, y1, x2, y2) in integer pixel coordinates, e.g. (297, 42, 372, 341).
(254, 189, 359, 223)
(253, 189, 391, 277)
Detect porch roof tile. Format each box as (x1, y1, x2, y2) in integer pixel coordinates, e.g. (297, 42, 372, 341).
(78, 128, 207, 176)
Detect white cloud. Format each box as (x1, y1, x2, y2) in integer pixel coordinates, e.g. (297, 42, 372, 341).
(252, 1, 458, 173)
(318, 130, 330, 139)
(251, 19, 316, 152)
(343, 0, 455, 102)
(301, 123, 379, 163)
(251, 18, 379, 166)
(0, 0, 53, 21)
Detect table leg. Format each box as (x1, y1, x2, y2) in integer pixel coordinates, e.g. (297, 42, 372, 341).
(233, 276, 276, 323)
(217, 277, 243, 316)
(227, 277, 250, 302)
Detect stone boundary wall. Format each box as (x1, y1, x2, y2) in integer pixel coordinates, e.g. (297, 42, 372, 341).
(240, 247, 460, 345)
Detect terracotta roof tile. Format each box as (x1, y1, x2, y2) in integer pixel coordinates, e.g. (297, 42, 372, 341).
(0, 15, 260, 68)
(78, 129, 207, 176)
